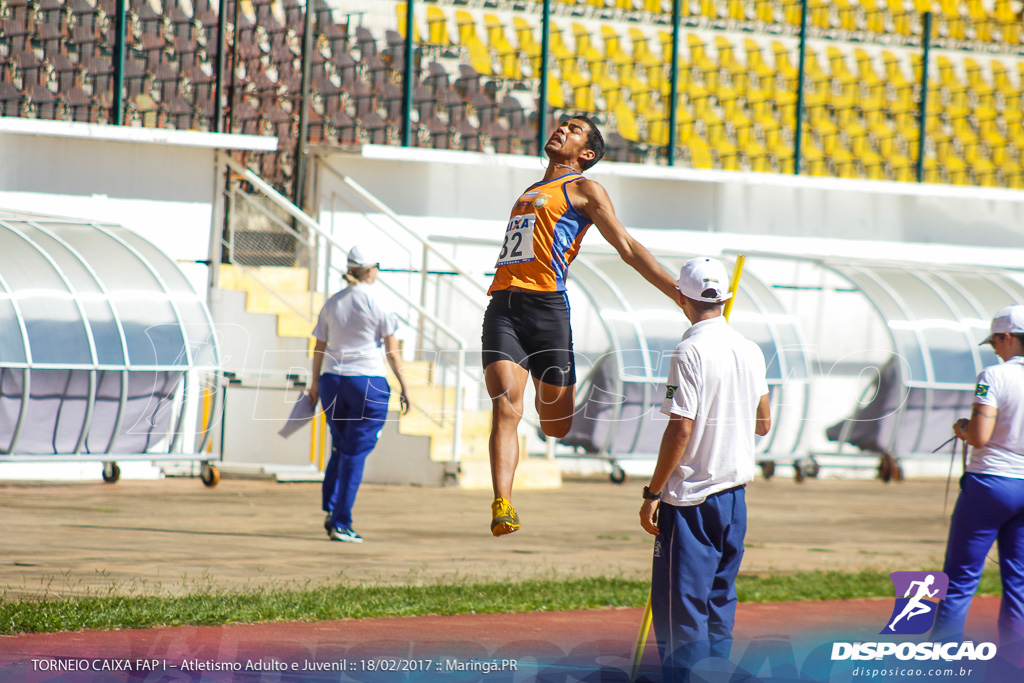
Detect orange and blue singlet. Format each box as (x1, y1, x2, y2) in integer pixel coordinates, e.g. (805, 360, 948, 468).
(488, 172, 592, 294)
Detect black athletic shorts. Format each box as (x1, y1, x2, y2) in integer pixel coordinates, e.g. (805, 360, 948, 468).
(481, 289, 576, 387)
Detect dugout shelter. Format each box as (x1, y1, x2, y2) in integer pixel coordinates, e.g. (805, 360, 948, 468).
(0, 211, 222, 484)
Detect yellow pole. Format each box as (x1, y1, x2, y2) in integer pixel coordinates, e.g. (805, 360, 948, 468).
(201, 384, 212, 453)
(723, 254, 745, 323)
(309, 402, 318, 465)
(629, 255, 747, 682)
(318, 412, 327, 470)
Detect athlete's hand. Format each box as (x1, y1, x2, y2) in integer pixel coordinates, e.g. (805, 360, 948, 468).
(399, 386, 410, 415)
(307, 384, 319, 409)
(953, 418, 969, 440)
(640, 499, 660, 536)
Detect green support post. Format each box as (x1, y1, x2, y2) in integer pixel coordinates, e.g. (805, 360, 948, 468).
(538, 0, 551, 157)
(402, 0, 415, 147)
(793, 0, 808, 175)
(917, 12, 933, 183)
(667, 0, 681, 166)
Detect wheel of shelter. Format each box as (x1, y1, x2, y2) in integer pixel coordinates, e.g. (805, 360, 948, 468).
(102, 462, 120, 483)
(609, 463, 626, 484)
(793, 460, 806, 483)
(759, 460, 776, 480)
(201, 463, 221, 488)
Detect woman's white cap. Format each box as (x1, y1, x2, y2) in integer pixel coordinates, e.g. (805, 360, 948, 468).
(981, 305, 1024, 345)
(676, 257, 733, 303)
(347, 245, 379, 269)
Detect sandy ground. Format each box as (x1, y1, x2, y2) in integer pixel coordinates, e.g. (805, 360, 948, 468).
(0, 474, 959, 599)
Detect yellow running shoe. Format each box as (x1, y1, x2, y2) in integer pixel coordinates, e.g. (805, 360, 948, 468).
(490, 497, 521, 536)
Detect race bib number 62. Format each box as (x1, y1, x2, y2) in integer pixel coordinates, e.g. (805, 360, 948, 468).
(495, 213, 536, 266)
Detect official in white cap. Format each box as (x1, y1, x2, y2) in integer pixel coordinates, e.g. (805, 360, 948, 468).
(640, 257, 771, 682)
(933, 304, 1024, 653)
(308, 244, 409, 543)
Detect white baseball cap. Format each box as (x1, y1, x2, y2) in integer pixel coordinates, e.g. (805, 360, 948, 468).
(676, 257, 733, 303)
(981, 304, 1024, 345)
(347, 245, 379, 270)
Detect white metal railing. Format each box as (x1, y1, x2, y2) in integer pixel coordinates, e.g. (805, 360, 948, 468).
(220, 156, 468, 461)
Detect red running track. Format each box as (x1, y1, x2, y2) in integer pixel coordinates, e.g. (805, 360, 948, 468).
(0, 597, 1013, 682)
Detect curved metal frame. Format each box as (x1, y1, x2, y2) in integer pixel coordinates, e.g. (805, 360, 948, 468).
(0, 214, 221, 462)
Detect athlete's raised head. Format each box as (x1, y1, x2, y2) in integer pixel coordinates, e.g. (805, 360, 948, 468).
(545, 115, 605, 172)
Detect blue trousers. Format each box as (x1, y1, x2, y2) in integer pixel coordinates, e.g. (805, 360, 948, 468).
(932, 472, 1024, 650)
(318, 374, 390, 528)
(652, 487, 747, 683)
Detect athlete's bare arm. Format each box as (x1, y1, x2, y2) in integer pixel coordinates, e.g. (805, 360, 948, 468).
(569, 178, 680, 303)
(954, 403, 997, 448)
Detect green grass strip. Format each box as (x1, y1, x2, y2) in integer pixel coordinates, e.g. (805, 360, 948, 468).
(0, 570, 1003, 635)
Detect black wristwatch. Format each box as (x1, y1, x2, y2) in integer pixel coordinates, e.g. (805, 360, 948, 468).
(642, 486, 661, 500)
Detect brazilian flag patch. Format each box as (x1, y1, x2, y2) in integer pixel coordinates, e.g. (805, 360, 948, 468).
(666, 385, 678, 400)
(975, 383, 990, 398)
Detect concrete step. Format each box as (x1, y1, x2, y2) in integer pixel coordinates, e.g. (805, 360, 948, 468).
(220, 264, 311, 292)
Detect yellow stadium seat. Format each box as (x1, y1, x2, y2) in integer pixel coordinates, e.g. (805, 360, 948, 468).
(832, 146, 860, 179)
(512, 17, 542, 72)
(687, 34, 719, 87)
(835, 0, 862, 32)
(566, 72, 596, 112)
(686, 135, 716, 169)
(889, 154, 917, 182)
(743, 39, 777, 94)
(972, 158, 1000, 187)
(1001, 157, 1024, 189)
(485, 15, 522, 80)
(943, 156, 971, 185)
(615, 102, 643, 144)
(548, 77, 567, 111)
(426, 7, 451, 47)
(716, 140, 741, 171)
(702, 110, 728, 145)
(853, 49, 886, 103)
(731, 112, 755, 147)
(995, 1, 1021, 44)
(744, 141, 772, 173)
(860, 150, 887, 181)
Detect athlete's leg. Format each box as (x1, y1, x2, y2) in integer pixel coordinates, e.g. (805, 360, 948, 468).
(485, 359, 529, 500)
(533, 378, 576, 439)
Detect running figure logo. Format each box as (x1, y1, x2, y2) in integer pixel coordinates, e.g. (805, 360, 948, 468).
(882, 571, 949, 635)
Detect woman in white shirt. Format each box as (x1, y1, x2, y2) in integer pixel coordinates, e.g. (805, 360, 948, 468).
(932, 305, 1024, 649)
(307, 246, 409, 543)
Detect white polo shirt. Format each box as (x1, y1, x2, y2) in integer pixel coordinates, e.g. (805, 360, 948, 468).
(966, 356, 1024, 479)
(660, 317, 769, 507)
(312, 283, 399, 377)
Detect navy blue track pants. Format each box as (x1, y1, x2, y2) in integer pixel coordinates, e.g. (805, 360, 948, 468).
(932, 472, 1024, 651)
(318, 373, 390, 528)
(652, 487, 746, 683)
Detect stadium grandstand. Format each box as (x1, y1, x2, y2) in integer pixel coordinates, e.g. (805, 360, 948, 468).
(2, 0, 1024, 195)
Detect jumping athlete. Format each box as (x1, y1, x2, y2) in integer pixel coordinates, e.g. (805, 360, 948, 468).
(482, 115, 680, 536)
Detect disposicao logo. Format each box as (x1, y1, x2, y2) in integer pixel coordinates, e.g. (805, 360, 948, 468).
(882, 571, 948, 635)
(830, 570, 996, 664)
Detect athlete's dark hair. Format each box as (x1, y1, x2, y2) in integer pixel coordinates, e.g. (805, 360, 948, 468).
(573, 115, 605, 170)
(683, 294, 725, 314)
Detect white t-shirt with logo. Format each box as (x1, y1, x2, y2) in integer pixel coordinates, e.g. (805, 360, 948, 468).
(312, 283, 399, 377)
(660, 317, 770, 507)
(966, 356, 1024, 479)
